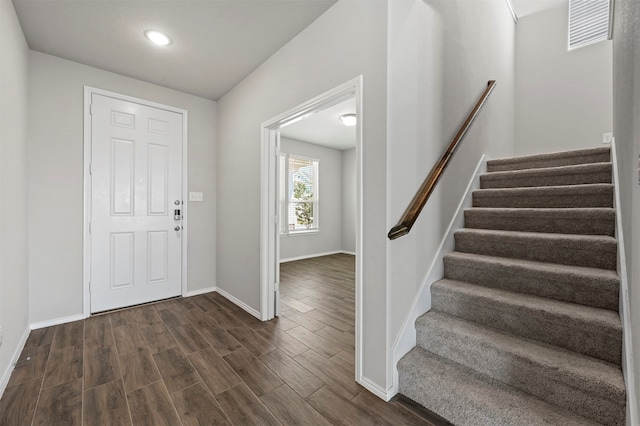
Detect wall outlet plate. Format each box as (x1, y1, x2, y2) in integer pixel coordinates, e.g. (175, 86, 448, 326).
(603, 132, 613, 144)
(189, 192, 204, 202)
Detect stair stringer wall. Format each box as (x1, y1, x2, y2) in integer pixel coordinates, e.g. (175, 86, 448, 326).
(612, 139, 639, 426)
(390, 155, 487, 398)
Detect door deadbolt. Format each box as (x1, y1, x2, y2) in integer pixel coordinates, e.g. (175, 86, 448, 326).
(174, 209, 181, 220)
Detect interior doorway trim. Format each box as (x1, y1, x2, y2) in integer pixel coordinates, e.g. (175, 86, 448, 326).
(260, 76, 364, 380)
(82, 87, 189, 317)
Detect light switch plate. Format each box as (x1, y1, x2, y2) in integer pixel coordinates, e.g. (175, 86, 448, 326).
(189, 192, 203, 202)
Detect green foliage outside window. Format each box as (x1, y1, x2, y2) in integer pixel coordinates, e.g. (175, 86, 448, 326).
(293, 181, 313, 228)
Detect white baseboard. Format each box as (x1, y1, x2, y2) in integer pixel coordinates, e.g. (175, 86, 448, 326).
(0, 326, 30, 398)
(185, 286, 217, 297)
(389, 155, 488, 397)
(358, 375, 393, 401)
(30, 313, 86, 330)
(28, 287, 217, 330)
(215, 288, 261, 320)
(610, 139, 639, 426)
(280, 250, 354, 263)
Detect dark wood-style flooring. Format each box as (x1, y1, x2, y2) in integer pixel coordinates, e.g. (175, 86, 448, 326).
(0, 253, 437, 425)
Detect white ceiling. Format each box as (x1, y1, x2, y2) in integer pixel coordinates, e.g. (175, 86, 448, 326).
(280, 98, 356, 151)
(12, 0, 337, 101)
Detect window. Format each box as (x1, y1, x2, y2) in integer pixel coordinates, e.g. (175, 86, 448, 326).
(568, 0, 612, 50)
(279, 154, 319, 234)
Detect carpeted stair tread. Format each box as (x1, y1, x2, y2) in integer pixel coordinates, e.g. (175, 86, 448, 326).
(487, 147, 610, 172)
(480, 162, 612, 189)
(454, 228, 617, 270)
(464, 207, 615, 236)
(416, 311, 625, 425)
(398, 347, 602, 426)
(473, 183, 613, 208)
(432, 279, 622, 364)
(444, 252, 619, 310)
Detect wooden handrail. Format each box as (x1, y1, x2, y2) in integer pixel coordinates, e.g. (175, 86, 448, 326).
(388, 80, 497, 240)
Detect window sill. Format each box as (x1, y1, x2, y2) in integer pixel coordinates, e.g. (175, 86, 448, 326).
(281, 229, 319, 237)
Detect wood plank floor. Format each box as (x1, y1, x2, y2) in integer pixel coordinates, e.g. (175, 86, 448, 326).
(0, 253, 440, 425)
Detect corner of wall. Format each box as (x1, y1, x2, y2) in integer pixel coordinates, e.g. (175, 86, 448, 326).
(0, 326, 29, 401)
(0, 0, 31, 399)
(610, 139, 640, 426)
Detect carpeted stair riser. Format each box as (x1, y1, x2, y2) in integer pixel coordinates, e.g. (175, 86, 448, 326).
(487, 147, 611, 172)
(444, 252, 619, 310)
(431, 279, 622, 364)
(464, 207, 615, 236)
(455, 229, 617, 270)
(398, 348, 601, 426)
(416, 311, 625, 425)
(480, 162, 611, 189)
(473, 184, 613, 208)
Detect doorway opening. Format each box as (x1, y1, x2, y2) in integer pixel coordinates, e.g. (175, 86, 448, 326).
(260, 77, 363, 380)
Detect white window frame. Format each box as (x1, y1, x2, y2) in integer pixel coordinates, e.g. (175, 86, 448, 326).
(568, 0, 613, 51)
(279, 153, 319, 236)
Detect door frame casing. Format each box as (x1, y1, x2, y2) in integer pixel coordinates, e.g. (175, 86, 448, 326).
(259, 76, 364, 380)
(82, 86, 189, 317)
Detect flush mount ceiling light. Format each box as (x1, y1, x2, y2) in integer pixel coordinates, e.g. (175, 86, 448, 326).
(339, 114, 357, 127)
(144, 30, 171, 46)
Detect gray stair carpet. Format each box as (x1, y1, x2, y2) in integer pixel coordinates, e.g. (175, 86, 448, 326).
(464, 207, 616, 236)
(398, 147, 626, 425)
(480, 162, 612, 189)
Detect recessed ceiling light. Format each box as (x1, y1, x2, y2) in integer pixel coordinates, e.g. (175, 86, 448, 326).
(144, 30, 171, 46)
(339, 114, 357, 127)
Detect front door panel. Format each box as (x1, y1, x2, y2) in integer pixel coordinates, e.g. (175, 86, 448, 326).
(90, 94, 182, 313)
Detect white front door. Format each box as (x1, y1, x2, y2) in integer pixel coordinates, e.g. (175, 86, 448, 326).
(90, 93, 183, 313)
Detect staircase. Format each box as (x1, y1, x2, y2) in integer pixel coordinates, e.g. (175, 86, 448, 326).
(398, 147, 626, 426)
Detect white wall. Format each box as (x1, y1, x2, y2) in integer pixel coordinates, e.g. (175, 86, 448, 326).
(279, 137, 342, 260)
(342, 148, 356, 253)
(515, 0, 613, 155)
(217, 0, 389, 390)
(612, 0, 640, 420)
(0, 0, 30, 390)
(387, 0, 515, 386)
(27, 52, 217, 324)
